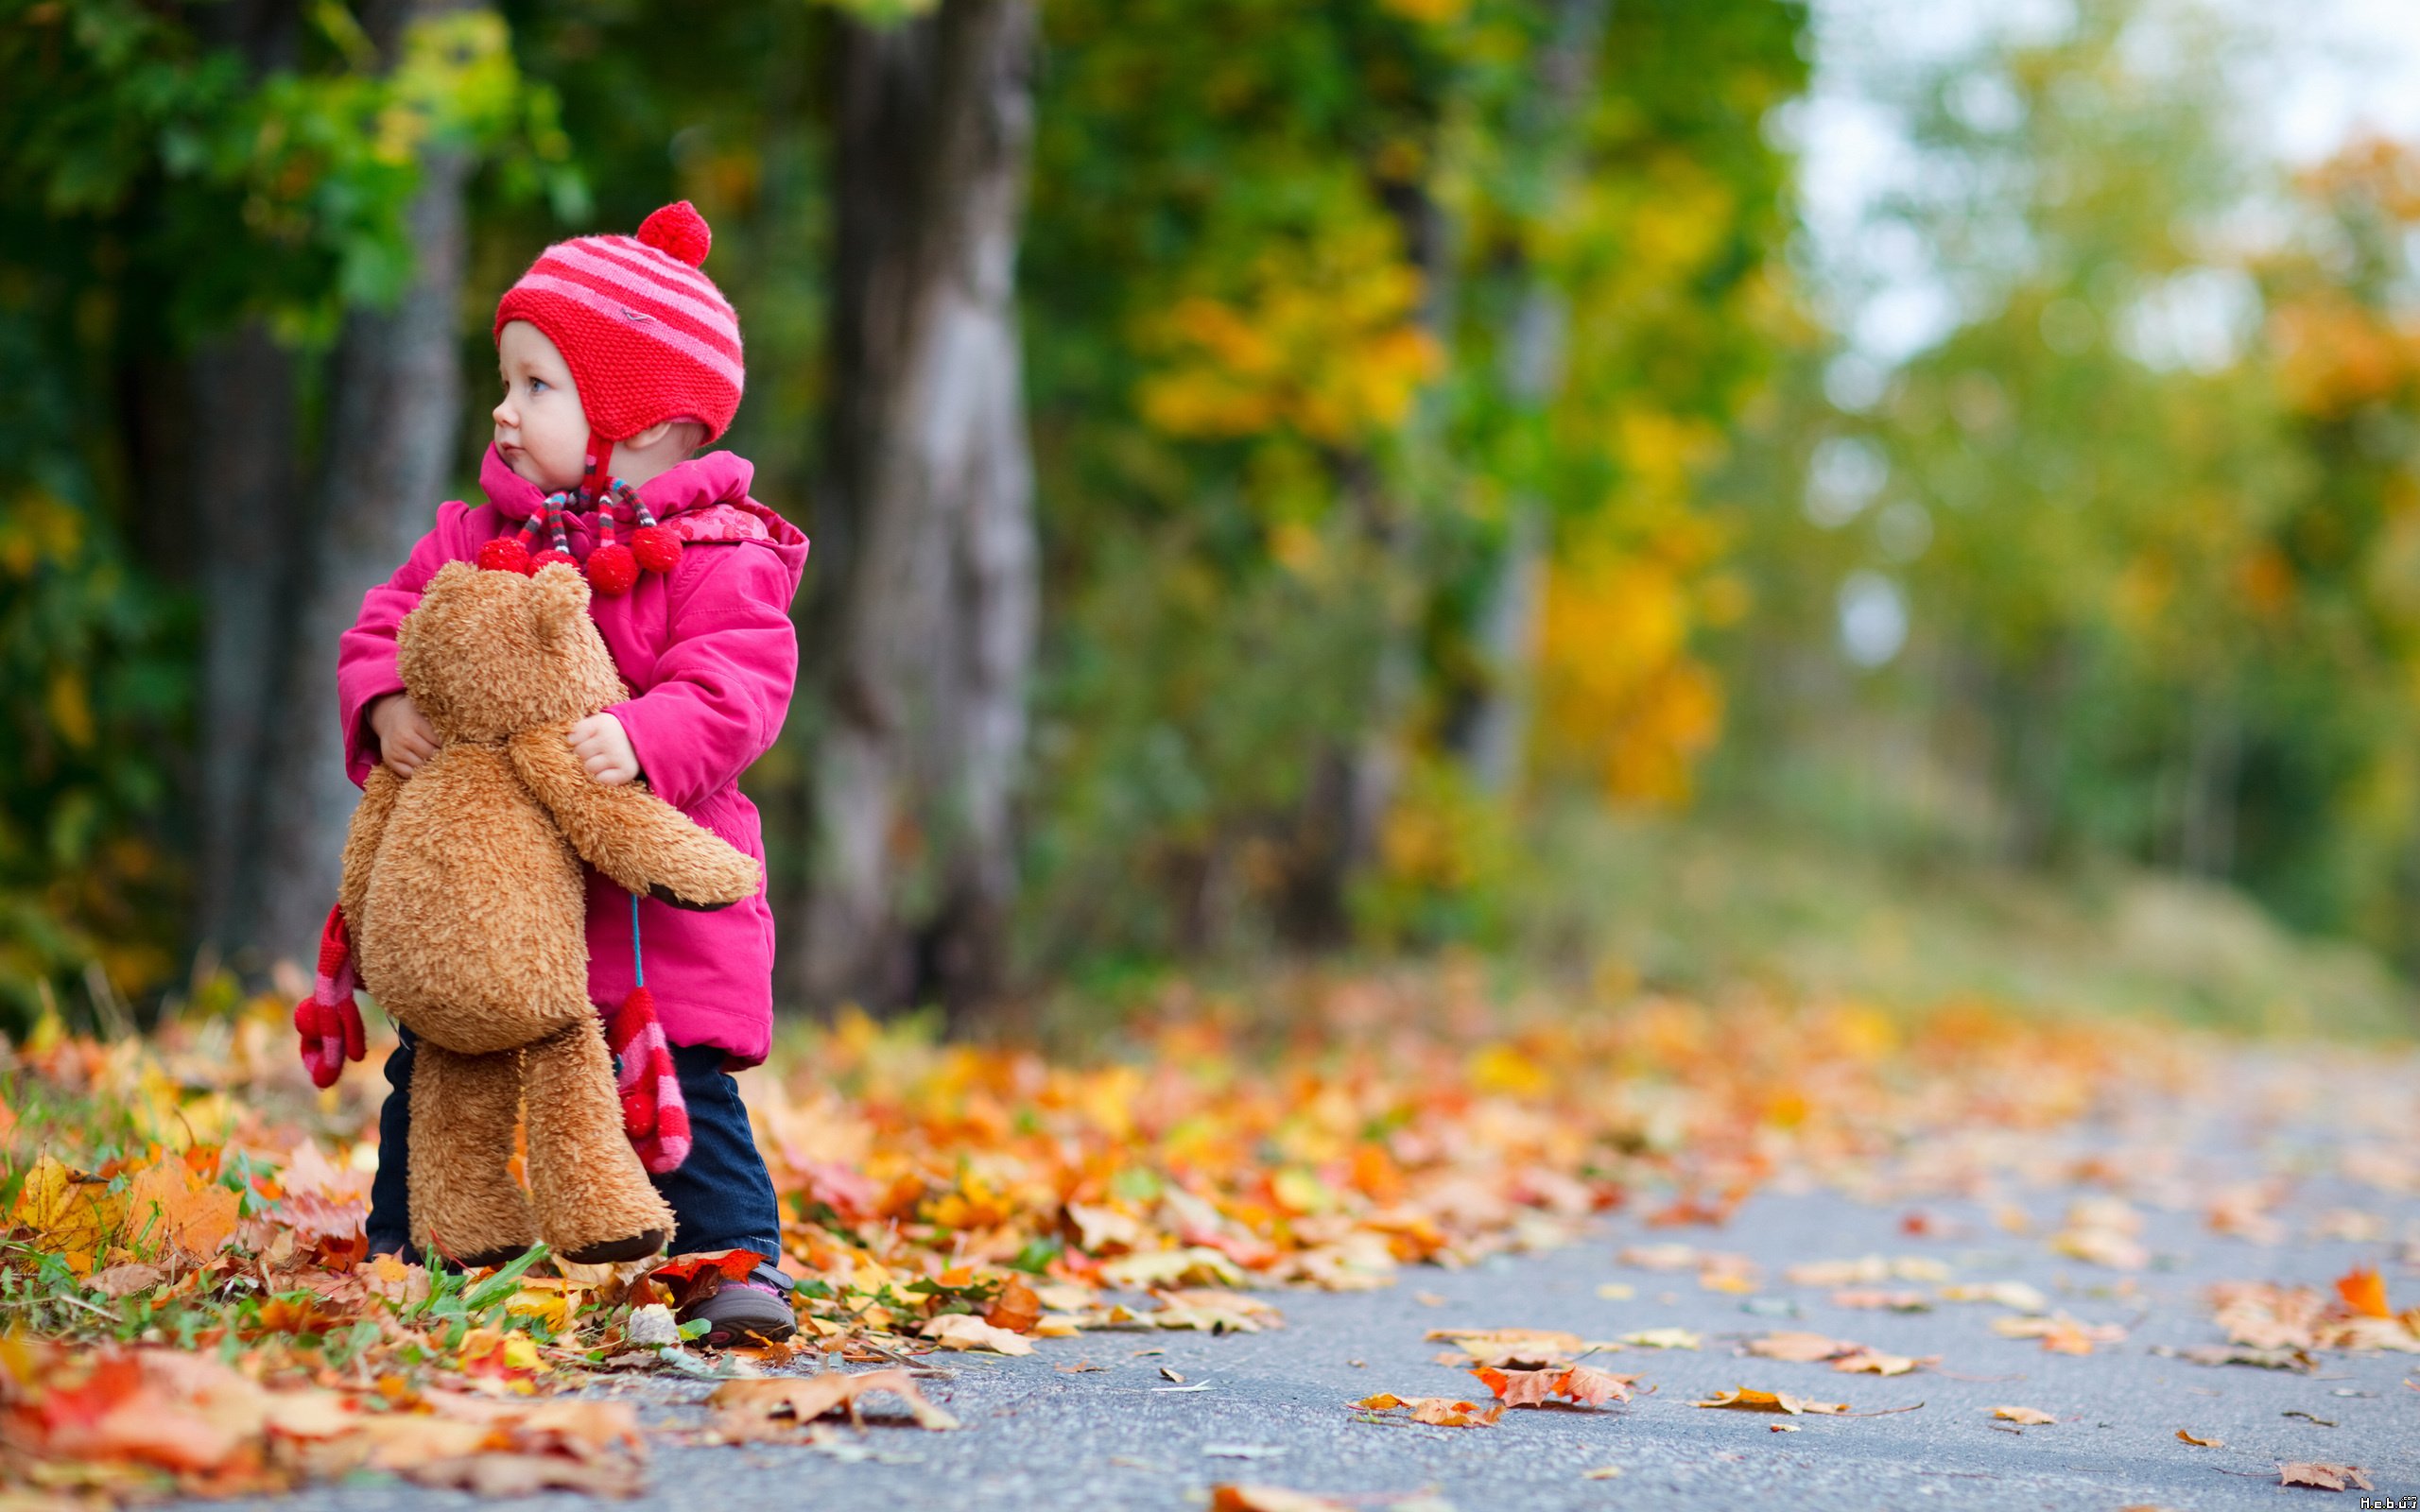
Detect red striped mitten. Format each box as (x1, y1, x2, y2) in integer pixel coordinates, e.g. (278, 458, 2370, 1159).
(607, 986, 690, 1173)
(292, 904, 366, 1088)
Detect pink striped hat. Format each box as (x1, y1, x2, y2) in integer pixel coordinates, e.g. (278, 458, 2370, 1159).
(494, 201, 744, 446)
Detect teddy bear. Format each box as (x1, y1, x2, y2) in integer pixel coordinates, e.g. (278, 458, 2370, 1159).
(310, 560, 762, 1267)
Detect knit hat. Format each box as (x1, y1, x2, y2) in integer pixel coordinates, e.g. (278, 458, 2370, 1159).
(493, 201, 744, 447)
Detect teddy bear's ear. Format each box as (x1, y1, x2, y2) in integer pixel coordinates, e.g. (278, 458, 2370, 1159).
(425, 559, 478, 600)
(527, 561, 592, 647)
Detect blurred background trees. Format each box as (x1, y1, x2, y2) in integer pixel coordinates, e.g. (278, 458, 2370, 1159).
(5, 0, 2419, 1033)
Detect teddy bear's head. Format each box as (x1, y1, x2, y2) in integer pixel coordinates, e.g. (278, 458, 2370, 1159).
(398, 562, 628, 744)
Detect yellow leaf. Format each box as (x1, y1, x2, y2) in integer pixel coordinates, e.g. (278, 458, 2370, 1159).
(1690, 1386, 1848, 1415)
(11, 1155, 125, 1255)
(921, 1313, 1034, 1355)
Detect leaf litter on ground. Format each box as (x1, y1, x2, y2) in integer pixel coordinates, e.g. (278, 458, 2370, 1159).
(3, 977, 2411, 1500)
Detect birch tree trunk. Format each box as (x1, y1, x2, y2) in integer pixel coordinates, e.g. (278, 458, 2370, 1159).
(800, 0, 1040, 1017)
(251, 0, 470, 967)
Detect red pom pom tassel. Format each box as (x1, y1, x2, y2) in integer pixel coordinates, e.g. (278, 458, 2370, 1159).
(586, 542, 637, 595)
(531, 548, 579, 572)
(631, 524, 683, 573)
(476, 537, 531, 575)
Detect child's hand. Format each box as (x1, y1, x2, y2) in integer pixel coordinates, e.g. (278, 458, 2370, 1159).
(370, 694, 439, 779)
(568, 712, 642, 785)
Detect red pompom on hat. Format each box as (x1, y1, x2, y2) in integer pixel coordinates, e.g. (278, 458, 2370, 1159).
(493, 200, 743, 443)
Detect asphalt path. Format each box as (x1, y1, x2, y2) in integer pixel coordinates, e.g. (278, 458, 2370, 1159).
(246, 1052, 2420, 1512)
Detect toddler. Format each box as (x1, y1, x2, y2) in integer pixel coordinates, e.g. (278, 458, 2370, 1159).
(337, 201, 806, 1347)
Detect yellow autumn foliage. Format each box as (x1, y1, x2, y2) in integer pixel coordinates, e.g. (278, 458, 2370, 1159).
(1136, 215, 1441, 447)
(1535, 537, 1724, 807)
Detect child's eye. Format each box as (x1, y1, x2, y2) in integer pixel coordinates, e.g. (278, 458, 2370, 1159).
(528, 378, 549, 395)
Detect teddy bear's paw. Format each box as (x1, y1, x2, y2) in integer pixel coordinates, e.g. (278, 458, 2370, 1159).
(648, 882, 739, 912)
(562, 1228, 668, 1266)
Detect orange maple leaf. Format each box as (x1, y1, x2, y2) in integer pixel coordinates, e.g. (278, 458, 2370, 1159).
(2334, 1265, 2391, 1319)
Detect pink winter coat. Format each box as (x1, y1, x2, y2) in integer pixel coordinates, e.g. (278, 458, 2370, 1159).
(337, 446, 808, 1064)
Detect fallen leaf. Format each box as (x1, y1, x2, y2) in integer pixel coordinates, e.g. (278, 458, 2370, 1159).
(1746, 1331, 1851, 1363)
(1832, 1349, 1930, 1376)
(1581, 1465, 1623, 1479)
(405, 1452, 630, 1498)
(708, 1369, 959, 1433)
(1595, 1283, 1635, 1300)
(986, 1276, 1043, 1333)
(1352, 1393, 1501, 1427)
(1938, 1280, 2048, 1313)
(86, 1262, 165, 1298)
(1160, 1366, 1185, 1383)
(2277, 1462, 2372, 1491)
(1785, 1255, 1949, 1287)
(1211, 1488, 1351, 1512)
(2334, 1266, 2391, 1320)
(1619, 1327, 1701, 1349)
(125, 1160, 238, 1262)
(922, 1313, 1035, 1355)
(2169, 1344, 2316, 1372)
(1470, 1364, 1634, 1410)
(11, 1155, 125, 1258)
(1690, 1386, 1848, 1415)
(1991, 1405, 2056, 1426)
(1099, 1246, 1245, 1290)
(1829, 1289, 1932, 1312)
(2176, 1429, 2223, 1447)
(1991, 1312, 2125, 1352)
(1425, 1327, 1593, 1367)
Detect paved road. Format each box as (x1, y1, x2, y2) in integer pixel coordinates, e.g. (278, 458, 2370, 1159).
(251, 1053, 2420, 1511)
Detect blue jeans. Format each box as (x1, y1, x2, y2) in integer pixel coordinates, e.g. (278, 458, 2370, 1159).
(366, 1025, 786, 1264)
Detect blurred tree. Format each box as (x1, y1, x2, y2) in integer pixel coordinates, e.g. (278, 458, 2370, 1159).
(1013, 0, 1806, 968)
(0, 0, 571, 1020)
(800, 0, 1040, 1016)
(1710, 0, 2420, 967)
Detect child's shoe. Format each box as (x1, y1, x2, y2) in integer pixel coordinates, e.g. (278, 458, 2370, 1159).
(678, 1261, 797, 1349)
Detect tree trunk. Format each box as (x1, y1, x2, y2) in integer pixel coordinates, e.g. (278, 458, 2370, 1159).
(191, 324, 300, 970)
(1459, 0, 1608, 795)
(185, 0, 304, 976)
(251, 0, 469, 967)
(800, 0, 1040, 1018)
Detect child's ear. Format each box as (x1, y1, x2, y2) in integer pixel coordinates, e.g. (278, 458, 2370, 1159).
(527, 562, 592, 646)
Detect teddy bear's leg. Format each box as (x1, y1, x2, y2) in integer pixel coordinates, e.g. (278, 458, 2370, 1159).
(522, 1019, 674, 1264)
(407, 1040, 536, 1268)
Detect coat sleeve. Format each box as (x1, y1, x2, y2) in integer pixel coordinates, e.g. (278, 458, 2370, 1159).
(606, 541, 801, 812)
(336, 506, 472, 787)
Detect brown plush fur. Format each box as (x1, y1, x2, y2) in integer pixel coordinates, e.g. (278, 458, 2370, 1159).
(341, 561, 762, 1265)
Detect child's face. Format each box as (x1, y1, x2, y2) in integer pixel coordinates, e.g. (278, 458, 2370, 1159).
(493, 321, 591, 491)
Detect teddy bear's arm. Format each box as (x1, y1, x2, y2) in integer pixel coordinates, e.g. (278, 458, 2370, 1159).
(507, 724, 763, 910)
(337, 765, 405, 933)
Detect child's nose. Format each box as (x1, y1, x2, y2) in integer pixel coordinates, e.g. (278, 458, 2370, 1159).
(492, 397, 515, 428)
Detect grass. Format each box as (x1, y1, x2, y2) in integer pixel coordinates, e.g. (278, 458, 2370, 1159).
(1503, 805, 2419, 1040)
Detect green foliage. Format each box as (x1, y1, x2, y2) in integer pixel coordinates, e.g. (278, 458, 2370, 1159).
(0, 2, 573, 1024)
(1019, 0, 1809, 967)
(1707, 0, 2420, 978)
